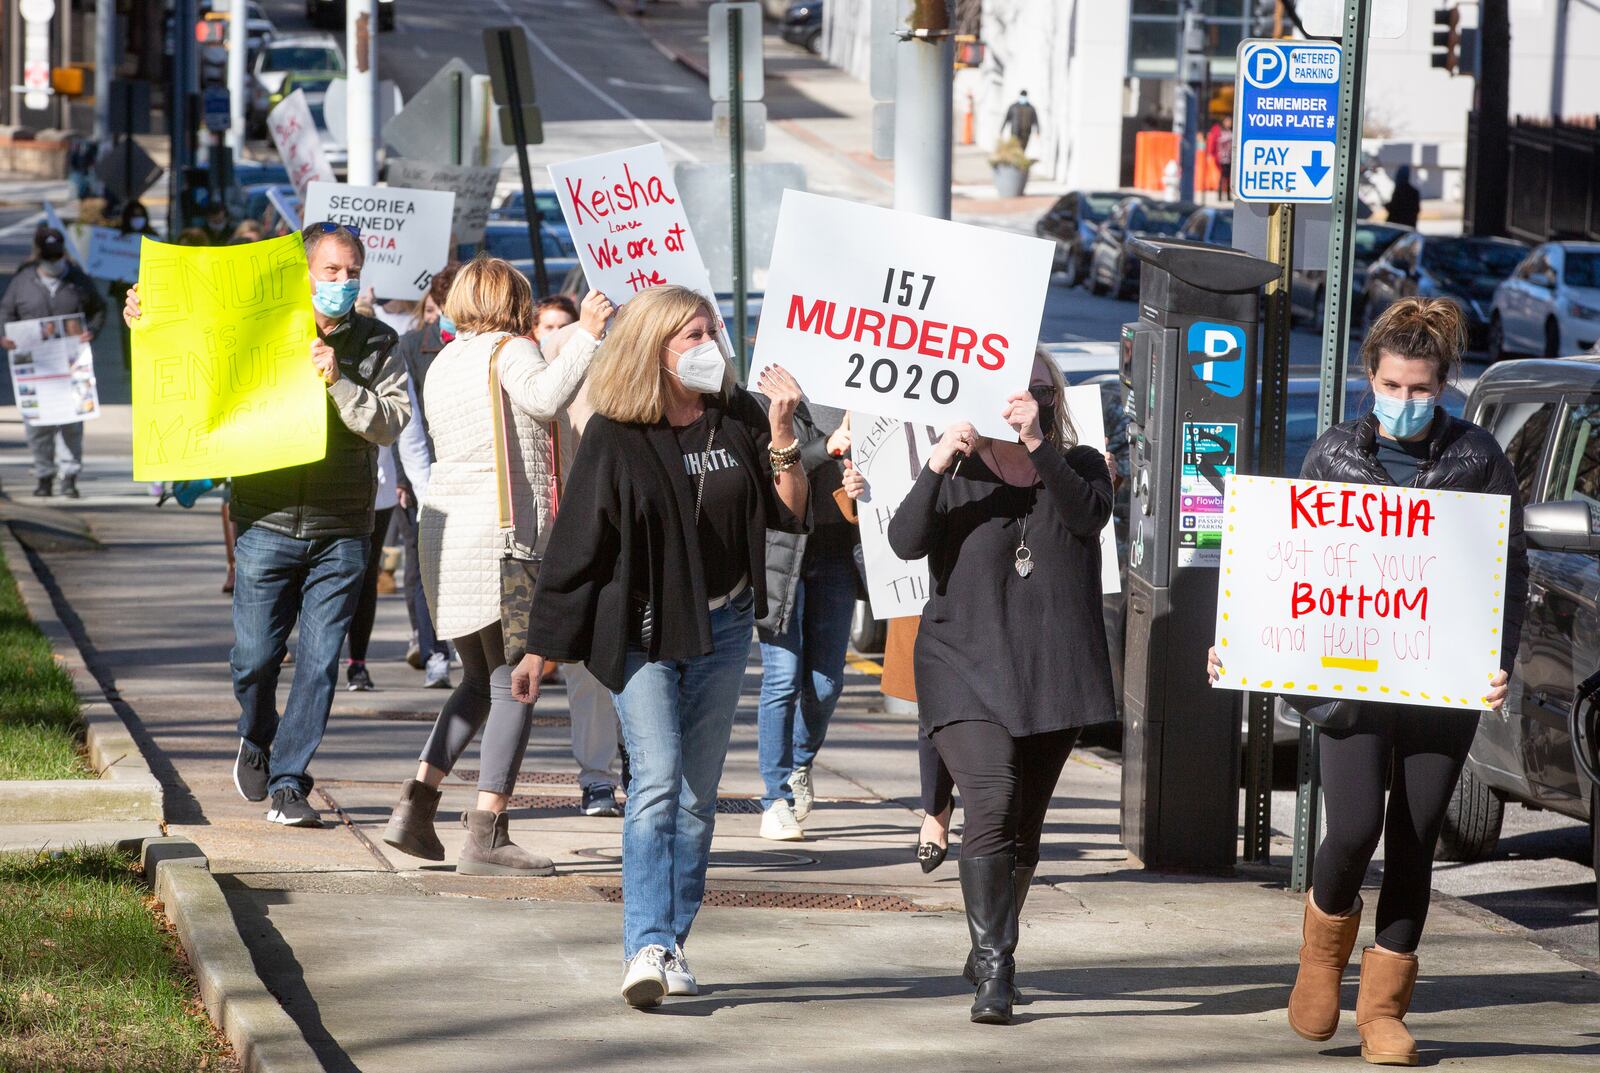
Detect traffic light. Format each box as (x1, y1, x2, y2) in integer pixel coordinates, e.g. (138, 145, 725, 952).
(197, 17, 228, 90)
(1431, 6, 1461, 74)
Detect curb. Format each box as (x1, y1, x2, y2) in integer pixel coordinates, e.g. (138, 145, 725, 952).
(142, 837, 324, 1073)
(606, 0, 714, 81)
(0, 522, 164, 824)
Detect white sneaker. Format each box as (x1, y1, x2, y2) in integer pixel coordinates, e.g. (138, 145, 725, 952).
(665, 944, 698, 996)
(791, 764, 814, 821)
(760, 800, 805, 842)
(621, 945, 669, 1008)
(423, 651, 451, 689)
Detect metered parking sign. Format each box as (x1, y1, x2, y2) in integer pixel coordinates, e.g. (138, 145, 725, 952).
(1234, 40, 1342, 203)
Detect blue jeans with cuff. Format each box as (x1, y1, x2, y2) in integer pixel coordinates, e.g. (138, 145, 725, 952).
(230, 526, 368, 796)
(612, 587, 755, 960)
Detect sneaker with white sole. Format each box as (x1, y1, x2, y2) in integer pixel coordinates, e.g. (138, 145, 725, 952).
(760, 800, 805, 842)
(233, 739, 269, 802)
(665, 944, 698, 995)
(791, 764, 815, 821)
(621, 944, 670, 1008)
(423, 651, 452, 689)
(266, 787, 322, 827)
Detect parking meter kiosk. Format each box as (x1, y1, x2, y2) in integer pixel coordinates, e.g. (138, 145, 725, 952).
(1120, 238, 1279, 871)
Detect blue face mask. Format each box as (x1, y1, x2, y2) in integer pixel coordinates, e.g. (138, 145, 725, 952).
(1372, 392, 1436, 439)
(311, 278, 360, 317)
(438, 313, 457, 337)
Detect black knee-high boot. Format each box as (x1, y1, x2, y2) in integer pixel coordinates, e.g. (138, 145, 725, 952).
(960, 852, 1018, 1024)
(964, 863, 1035, 987)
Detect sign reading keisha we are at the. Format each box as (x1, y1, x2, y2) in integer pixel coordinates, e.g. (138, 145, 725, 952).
(1211, 474, 1511, 712)
(748, 191, 1053, 441)
(548, 143, 716, 303)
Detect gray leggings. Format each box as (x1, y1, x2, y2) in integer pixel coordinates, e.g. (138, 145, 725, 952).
(418, 622, 532, 795)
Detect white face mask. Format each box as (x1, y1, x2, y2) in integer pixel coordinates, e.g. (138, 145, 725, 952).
(667, 340, 725, 394)
(38, 258, 67, 277)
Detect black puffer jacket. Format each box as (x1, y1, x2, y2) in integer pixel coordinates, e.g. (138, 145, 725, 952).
(1300, 408, 1529, 672)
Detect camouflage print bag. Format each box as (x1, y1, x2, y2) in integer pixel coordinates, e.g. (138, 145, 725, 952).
(488, 336, 544, 666)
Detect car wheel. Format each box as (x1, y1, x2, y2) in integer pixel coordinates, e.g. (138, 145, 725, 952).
(849, 600, 887, 656)
(1544, 317, 1562, 358)
(1088, 262, 1108, 296)
(804, 27, 822, 54)
(1061, 251, 1082, 289)
(1487, 314, 1509, 362)
(1436, 765, 1505, 863)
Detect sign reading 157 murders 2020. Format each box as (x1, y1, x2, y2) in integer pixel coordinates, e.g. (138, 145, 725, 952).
(748, 191, 1054, 441)
(1211, 474, 1511, 712)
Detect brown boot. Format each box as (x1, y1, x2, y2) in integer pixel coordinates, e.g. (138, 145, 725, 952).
(1356, 946, 1420, 1066)
(457, 809, 555, 876)
(1287, 893, 1363, 1041)
(381, 779, 445, 861)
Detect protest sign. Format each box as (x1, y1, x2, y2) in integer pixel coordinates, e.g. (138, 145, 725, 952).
(385, 159, 499, 245)
(84, 226, 142, 282)
(548, 143, 716, 302)
(3, 314, 100, 427)
(749, 191, 1054, 441)
(1211, 474, 1510, 712)
(130, 234, 325, 481)
(268, 90, 337, 199)
(303, 181, 456, 300)
(1066, 384, 1121, 596)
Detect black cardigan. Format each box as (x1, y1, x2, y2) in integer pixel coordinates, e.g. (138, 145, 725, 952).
(527, 388, 808, 691)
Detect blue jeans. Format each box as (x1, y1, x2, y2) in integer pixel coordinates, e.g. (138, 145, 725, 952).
(756, 553, 857, 808)
(612, 587, 755, 960)
(231, 526, 369, 795)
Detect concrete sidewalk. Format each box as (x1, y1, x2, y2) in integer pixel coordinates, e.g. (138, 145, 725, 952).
(3, 407, 1596, 1071)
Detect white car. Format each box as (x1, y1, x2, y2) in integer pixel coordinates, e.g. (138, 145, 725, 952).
(250, 33, 344, 128)
(1489, 241, 1600, 360)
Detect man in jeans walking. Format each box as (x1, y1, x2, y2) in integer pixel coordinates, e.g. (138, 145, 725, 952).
(124, 224, 409, 826)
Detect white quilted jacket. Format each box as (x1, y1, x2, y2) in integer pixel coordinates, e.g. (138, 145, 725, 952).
(418, 329, 598, 640)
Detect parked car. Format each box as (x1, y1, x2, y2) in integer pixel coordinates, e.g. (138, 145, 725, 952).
(250, 33, 343, 130)
(1179, 206, 1233, 247)
(307, 0, 395, 31)
(480, 221, 581, 290)
(1035, 191, 1128, 287)
(1434, 356, 1600, 861)
(490, 189, 573, 246)
(1361, 233, 1529, 349)
(1087, 197, 1197, 299)
(266, 70, 338, 115)
(781, 2, 823, 53)
(1289, 221, 1411, 327)
(1489, 241, 1600, 361)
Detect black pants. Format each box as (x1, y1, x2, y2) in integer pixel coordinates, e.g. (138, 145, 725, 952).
(1313, 703, 1481, 954)
(931, 720, 1080, 866)
(919, 725, 955, 816)
(346, 506, 394, 663)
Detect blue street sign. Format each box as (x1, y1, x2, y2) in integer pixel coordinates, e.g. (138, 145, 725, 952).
(202, 87, 231, 134)
(1233, 39, 1342, 204)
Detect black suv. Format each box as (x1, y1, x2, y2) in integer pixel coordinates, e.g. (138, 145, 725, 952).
(1439, 356, 1600, 860)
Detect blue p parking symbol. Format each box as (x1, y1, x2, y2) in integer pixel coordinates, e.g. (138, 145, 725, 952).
(1186, 322, 1247, 398)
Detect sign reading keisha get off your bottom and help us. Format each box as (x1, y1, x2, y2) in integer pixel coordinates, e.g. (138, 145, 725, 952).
(1210, 474, 1511, 712)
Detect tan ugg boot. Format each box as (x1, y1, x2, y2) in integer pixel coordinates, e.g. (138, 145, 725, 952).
(1287, 893, 1364, 1041)
(457, 809, 555, 877)
(1356, 946, 1420, 1066)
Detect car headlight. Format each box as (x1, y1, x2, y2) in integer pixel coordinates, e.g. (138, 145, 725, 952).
(1569, 299, 1600, 321)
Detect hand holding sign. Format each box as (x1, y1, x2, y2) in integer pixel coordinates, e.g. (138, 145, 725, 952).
(311, 338, 339, 386)
(930, 422, 977, 474)
(1003, 390, 1044, 450)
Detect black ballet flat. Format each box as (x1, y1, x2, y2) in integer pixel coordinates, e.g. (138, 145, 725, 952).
(916, 841, 949, 873)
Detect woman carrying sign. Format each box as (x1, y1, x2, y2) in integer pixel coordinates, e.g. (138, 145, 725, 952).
(508, 284, 809, 1009)
(1208, 297, 1528, 1066)
(885, 351, 1116, 1025)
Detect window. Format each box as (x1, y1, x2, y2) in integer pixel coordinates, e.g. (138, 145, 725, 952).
(1545, 399, 1600, 507)
(1491, 400, 1557, 505)
(1565, 251, 1600, 288)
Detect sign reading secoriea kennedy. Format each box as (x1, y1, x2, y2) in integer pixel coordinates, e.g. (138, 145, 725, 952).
(1210, 474, 1510, 712)
(130, 234, 325, 481)
(548, 142, 716, 303)
(748, 191, 1054, 441)
(303, 181, 456, 300)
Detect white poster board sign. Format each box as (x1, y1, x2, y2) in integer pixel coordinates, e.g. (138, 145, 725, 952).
(749, 191, 1053, 441)
(1211, 475, 1510, 711)
(385, 159, 500, 245)
(268, 89, 337, 199)
(84, 227, 142, 283)
(1066, 384, 1121, 596)
(4, 314, 100, 427)
(547, 143, 716, 303)
(303, 181, 456, 300)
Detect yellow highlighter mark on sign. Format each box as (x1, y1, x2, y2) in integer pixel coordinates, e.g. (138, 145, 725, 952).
(1320, 656, 1379, 673)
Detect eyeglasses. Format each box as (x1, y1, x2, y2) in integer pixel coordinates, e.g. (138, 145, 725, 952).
(1028, 384, 1058, 405)
(302, 222, 361, 240)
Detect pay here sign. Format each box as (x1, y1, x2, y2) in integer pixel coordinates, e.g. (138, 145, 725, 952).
(1211, 475, 1511, 712)
(749, 192, 1053, 441)
(1233, 40, 1342, 203)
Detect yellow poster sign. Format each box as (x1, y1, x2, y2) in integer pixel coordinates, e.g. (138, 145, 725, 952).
(131, 234, 326, 481)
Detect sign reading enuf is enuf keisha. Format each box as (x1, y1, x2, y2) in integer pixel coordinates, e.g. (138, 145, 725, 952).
(1210, 474, 1512, 712)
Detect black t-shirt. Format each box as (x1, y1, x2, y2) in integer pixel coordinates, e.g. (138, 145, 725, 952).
(675, 413, 754, 598)
(1375, 434, 1431, 485)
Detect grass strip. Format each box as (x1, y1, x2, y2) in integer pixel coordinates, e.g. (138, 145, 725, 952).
(0, 845, 237, 1073)
(0, 541, 89, 780)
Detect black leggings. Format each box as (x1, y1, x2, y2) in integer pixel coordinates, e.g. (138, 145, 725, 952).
(931, 720, 1080, 865)
(919, 726, 954, 816)
(346, 507, 394, 663)
(1313, 703, 1481, 954)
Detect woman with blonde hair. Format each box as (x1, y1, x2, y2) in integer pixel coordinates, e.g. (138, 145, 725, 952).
(511, 284, 808, 1007)
(380, 256, 613, 876)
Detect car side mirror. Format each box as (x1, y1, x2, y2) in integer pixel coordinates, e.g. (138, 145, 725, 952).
(1523, 499, 1600, 553)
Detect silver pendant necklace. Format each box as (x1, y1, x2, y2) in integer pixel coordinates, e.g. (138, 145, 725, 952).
(1014, 511, 1034, 578)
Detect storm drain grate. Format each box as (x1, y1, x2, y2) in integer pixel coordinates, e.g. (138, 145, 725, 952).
(591, 886, 922, 912)
(506, 795, 766, 813)
(455, 769, 579, 786)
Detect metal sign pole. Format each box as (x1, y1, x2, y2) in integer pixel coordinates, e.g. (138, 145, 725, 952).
(729, 6, 749, 378)
(496, 33, 549, 297)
